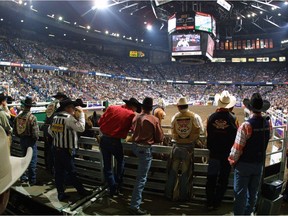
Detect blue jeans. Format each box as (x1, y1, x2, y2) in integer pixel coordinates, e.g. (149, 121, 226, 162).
(54, 148, 84, 195)
(100, 136, 124, 193)
(130, 144, 152, 209)
(206, 157, 231, 206)
(20, 136, 37, 184)
(233, 161, 263, 215)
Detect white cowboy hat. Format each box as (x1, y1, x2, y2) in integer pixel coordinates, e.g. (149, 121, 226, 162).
(0, 126, 32, 194)
(177, 97, 188, 106)
(217, 90, 236, 109)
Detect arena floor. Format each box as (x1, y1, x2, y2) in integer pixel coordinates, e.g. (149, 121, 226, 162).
(161, 105, 245, 126)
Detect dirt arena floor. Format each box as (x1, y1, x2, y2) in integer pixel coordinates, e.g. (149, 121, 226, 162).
(161, 105, 245, 126)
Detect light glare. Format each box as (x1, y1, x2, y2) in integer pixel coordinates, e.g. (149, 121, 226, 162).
(92, 0, 108, 9)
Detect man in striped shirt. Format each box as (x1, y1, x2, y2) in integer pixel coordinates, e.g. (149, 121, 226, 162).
(49, 98, 91, 201)
(228, 93, 272, 215)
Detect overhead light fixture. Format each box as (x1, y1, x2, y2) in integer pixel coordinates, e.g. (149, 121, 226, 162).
(252, 13, 256, 17)
(21, 19, 24, 23)
(146, 24, 152, 31)
(271, 6, 276, 10)
(247, 14, 251, 18)
(105, 30, 109, 34)
(141, 39, 144, 42)
(58, 16, 63, 21)
(0, 18, 4, 21)
(237, 17, 240, 20)
(64, 34, 66, 36)
(130, 13, 133, 15)
(18, 0, 23, 5)
(83, 38, 86, 41)
(260, 11, 263, 14)
(92, 0, 108, 10)
(278, 13, 281, 16)
(136, 38, 138, 41)
(144, 21, 147, 24)
(116, 33, 120, 37)
(285, 1, 288, 5)
(45, 26, 48, 29)
(23, 2, 27, 6)
(87, 25, 91, 30)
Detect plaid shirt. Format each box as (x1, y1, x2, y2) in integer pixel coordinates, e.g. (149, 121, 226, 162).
(228, 113, 272, 166)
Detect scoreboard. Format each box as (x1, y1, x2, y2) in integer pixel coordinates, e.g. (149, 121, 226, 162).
(129, 51, 145, 58)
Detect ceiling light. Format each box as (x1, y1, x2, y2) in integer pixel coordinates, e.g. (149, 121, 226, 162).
(83, 38, 86, 41)
(74, 22, 77, 25)
(260, 11, 263, 14)
(92, 0, 108, 9)
(130, 13, 133, 15)
(141, 39, 144, 42)
(237, 16, 240, 20)
(146, 24, 152, 31)
(247, 14, 251, 18)
(21, 20, 24, 23)
(285, 1, 288, 5)
(0, 18, 3, 21)
(123, 35, 126, 38)
(278, 13, 281, 16)
(45, 26, 48, 29)
(64, 34, 66, 36)
(252, 13, 256, 17)
(87, 25, 91, 30)
(271, 6, 276, 10)
(18, 0, 23, 5)
(144, 21, 147, 24)
(23, 2, 27, 6)
(116, 33, 120, 37)
(105, 30, 109, 34)
(58, 16, 63, 21)
(136, 38, 138, 41)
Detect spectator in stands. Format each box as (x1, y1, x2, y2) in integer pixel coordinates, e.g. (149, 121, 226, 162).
(129, 97, 164, 215)
(228, 93, 272, 215)
(98, 98, 141, 197)
(165, 97, 201, 201)
(205, 91, 238, 210)
(43, 92, 68, 174)
(0, 126, 32, 214)
(13, 97, 39, 185)
(49, 98, 91, 201)
(0, 94, 12, 140)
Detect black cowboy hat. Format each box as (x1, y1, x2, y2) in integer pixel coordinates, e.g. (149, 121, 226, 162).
(75, 99, 87, 108)
(58, 98, 79, 112)
(0, 93, 7, 103)
(141, 97, 153, 111)
(6, 96, 14, 104)
(243, 93, 270, 113)
(180, 35, 186, 39)
(52, 92, 68, 99)
(123, 97, 141, 113)
(21, 97, 36, 107)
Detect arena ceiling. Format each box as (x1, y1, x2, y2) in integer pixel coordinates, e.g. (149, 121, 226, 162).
(0, 0, 288, 47)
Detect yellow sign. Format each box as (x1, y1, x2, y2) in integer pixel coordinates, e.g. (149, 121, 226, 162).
(129, 51, 145, 58)
(51, 124, 64, 133)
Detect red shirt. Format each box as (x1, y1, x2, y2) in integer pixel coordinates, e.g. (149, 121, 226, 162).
(98, 105, 135, 139)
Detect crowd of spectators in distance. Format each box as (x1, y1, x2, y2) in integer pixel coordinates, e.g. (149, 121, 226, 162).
(0, 36, 287, 114)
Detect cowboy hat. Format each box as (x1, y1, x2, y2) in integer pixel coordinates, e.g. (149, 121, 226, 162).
(75, 99, 87, 108)
(6, 96, 14, 104)
(141, 97, 153, 111)
(0, 126, 32, 194)
(21, 97, 36, 107)
(52, 92, 67, 99)
(123, 98, 141, 113)
(58, 98, 79, 112)
(0, 93, 7, 103)
(177, 97, 188, 106)
(243, 93, 270, 112)
(217, 90, 236, 109)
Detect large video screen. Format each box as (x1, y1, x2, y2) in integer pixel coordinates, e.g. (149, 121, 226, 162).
(176, 12, 195, 31)
(195, 12, 212, 33)
(168, 14, 176, 34)
(172, 34, 201, 52)
(206, 34, 215, 59)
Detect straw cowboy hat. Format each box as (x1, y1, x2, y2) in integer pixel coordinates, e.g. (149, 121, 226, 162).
(177, 97, 189, 106)
(0, 126, 32, 194)
(216, 90, 236, 109)
(243, 93, 270, 112)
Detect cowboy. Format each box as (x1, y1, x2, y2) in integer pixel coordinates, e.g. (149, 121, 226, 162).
(0, 126, 32, 214)
(48, 98, 92, 201)
(152, 98, 166, 126)
(165, 97, 202, 201)
(0, 93, 12, 136)
(98, 97, 141, 197)
(43, 92, 68, 174)
(7, 96, 17, 127)
(228, 93, 272, 215)
(129, 97, 164, 215)
(205, 91, 239, 210)
(13, 97, 39, 185)
(176, 35, 190, 47)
